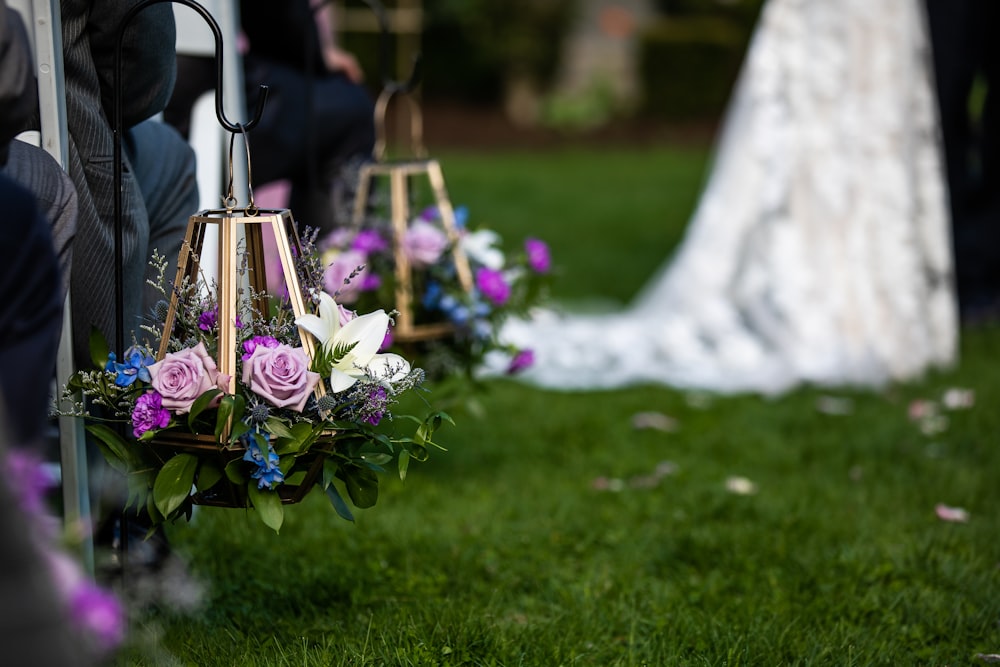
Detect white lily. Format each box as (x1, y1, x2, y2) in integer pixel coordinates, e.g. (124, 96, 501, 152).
(296, 292, 405, 392)
(460, 229, 505, 270)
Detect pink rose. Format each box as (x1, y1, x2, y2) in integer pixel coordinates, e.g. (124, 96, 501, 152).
(148, 343, 226, 414)
(402, 220, 448, 268)
(242, 344, 320, 412)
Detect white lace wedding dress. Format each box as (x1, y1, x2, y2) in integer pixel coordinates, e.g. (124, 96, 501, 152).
(497, 0, 957, 394)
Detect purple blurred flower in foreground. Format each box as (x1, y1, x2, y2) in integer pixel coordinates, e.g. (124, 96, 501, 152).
(525, 237, 551, 273)
(70, 582, 125, 651)
(506, 349, 535, 374)
(7, 450, 55, 515)
(476, 267, 510, 305)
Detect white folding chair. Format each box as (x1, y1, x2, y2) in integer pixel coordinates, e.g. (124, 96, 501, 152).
(9, 0, 92, 573)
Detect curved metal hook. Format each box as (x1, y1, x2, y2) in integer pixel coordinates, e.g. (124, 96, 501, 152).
(114, 0, 268, 135)
(111, 0, 267, 353)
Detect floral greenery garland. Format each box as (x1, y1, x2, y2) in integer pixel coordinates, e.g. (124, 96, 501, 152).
(60, 236, 450, 534)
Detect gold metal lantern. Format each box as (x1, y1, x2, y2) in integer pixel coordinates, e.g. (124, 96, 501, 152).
(351, 87, 474, 342)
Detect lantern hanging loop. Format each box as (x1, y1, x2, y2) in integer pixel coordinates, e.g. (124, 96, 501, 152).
(226, 123, 258, 216)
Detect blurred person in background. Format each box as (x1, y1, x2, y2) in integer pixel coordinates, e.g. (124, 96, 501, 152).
(165, 0, 375, 237)
(924, 0, 1000, 323)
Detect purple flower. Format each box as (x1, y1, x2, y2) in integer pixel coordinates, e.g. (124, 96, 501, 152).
(476, 267, 511, 305)
(198, 309, 217, 331)
(131, 391, 171, 438)
(242, 335, 281, 361)
(506, 349, 535, 374)
(70, 582, 125, 651)
(323, 249, 370, 304)
(352, 229, 388, 253)
(402, 220, 449, 268)
(364, 386, 388, 425)
(525, 238, 551, 273)
(242, 344, 320, 412)
(148, 342, 230, 414)
(6, 450, 55, 516)
(380, 325, 393, 352)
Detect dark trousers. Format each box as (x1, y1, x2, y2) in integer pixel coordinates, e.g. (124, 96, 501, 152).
(924, 0, 1000, 313)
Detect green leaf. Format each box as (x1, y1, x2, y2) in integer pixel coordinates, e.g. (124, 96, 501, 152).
(89, 327, 110, 370)
(274, 421, 321, 456)
(225, 458, 247, 484)
(398, 449, 410, 481)
(284, 470, 308, 486)
(322, 459, 338, 490)
(228, 420, 252, 444)
(86, 423, 133, 472)
(188, 389, 223, 430)
(248, 482, 284, 533)
(214, 393, 244, 439)
(324, 482, 355, 522)
(152, 453, 198, 518)
(196, 461, 224, 492)
(337, 465, 379, 509)
(361, 453, 393, 466)
(265, 417, 294, 440)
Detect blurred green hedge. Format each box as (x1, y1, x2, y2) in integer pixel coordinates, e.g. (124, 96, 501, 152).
(341, 0, 764, 122)
(638, 15, 748, 121)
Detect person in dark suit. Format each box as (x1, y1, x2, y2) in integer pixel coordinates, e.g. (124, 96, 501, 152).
(59, 0, 198, 363)
(165, 0, 375, 238)
(924, 0, 1000, 321)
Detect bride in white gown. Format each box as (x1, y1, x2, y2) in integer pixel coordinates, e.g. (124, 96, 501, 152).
(497, 0, 957, 394)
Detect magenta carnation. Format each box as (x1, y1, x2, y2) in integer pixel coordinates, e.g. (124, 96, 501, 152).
(131, 391, 171, 438)
(476, 267, 511, 305)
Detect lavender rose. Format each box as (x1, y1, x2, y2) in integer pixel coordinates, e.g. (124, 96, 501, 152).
(242, 344, 320, 412)
(148, 342, 230, 414)
(131, 391, 171, 438)
(403, 220, 449, 268)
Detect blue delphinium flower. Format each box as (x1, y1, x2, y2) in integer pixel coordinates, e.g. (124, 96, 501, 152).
(423, 281, 443, 309)
(110, 346, 154, 387)
(242, 432, 284, 490)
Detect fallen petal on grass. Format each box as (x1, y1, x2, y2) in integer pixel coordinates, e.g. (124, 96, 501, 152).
(631, 411, 678, 432)
(725, 476, 758, 495)
(935, 503, 970, 523)
(942, 387, 975, 410)
(816, 395, 854, 415)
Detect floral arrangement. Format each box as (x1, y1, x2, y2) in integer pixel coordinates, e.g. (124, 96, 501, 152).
(318, 205, 552, 380)
(61, 239, 449, 533)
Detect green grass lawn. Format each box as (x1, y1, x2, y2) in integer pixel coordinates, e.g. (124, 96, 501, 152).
(114, 146, 1000, 666)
